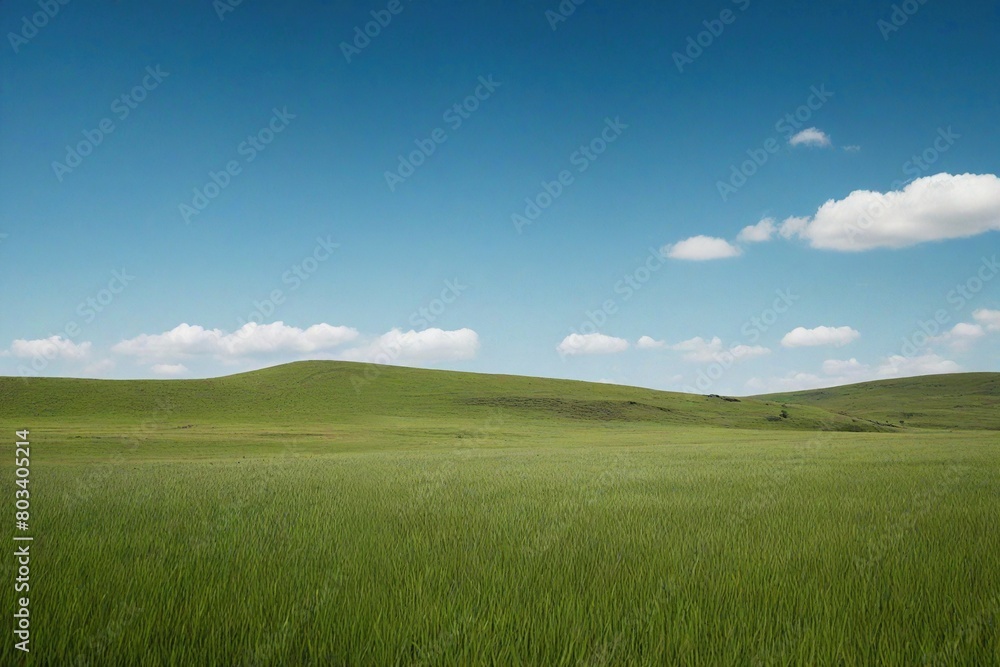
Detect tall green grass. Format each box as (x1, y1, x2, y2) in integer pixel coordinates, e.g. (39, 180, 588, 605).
(5, 428, 998, 665)
(3, 364, 997, 664)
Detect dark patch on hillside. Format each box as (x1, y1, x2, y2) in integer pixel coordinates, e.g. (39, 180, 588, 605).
(458, 396, 674, 421)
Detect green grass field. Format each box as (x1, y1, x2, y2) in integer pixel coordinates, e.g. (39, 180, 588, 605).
(2, 362, 998, 665)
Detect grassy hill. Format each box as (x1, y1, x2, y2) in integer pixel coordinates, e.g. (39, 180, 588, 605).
(757, 372, 1000, 430)
(4, 364, 999, 664)
(1, 360, 888, 433)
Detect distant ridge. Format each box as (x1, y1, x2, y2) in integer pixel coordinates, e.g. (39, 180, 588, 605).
(756, 372, 1000, 430)
(0, 360, 902, 432)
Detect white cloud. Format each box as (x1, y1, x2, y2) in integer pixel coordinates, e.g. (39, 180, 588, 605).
(781, 325, 860, 348)
(820, 354, 961, 381)
(341, 328, 480, 364)
(843, 145, 862, 153)
(778, 216, 809, 239)
(876, 353, 960, 378)
(556, 333, 629, 356)
(636, 335, 666, 349)
(822, 358, 867, 376)
(789, 127, 832, 148)
(737, 218, 776, 243)
(671, 336, 723, 362)
(729, 344, 772, 360)
(932, 322, 986, 350)
(112, 322, 360, 361)
(663, 236, 742, 261)
(7, 336, 91, 360)
(778, 173, 1000, 251)
(973, 308, 1000, 332)
(671, 336, 769, 363)
(151, 363, 188, 376)
(948, 322, 985, 338)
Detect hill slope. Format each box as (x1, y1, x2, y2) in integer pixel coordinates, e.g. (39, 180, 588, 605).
(757, 372, 1000, 430)
(1, 360, 887, 432)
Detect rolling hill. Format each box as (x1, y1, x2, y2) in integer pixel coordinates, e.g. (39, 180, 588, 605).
(4, 363, 996, 434)
(1, 360, 890, 432)
(757, 372, 1000, 430)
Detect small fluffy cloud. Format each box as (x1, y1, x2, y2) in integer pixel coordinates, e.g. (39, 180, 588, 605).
(671, 336, 769, 363)
(929, 314, 1000, 351)
(843, 145, 862, 153)
(341, 328, 480, 364)
(729, 344, 772, 360)
(949, 322, 986, 339)
(556, 333, 629, 356)
(636, 335, 666, 349)
(6, 336, 91, 360)
(827, 354, 961, 379)
(151, 363, 188, 376)
(877, 353, 960, 378)
(973, 309, 1000, 332)
(113, 322, 360, 361)
(781, 325, 860, 348)
(737, 218, 776, 244)
(823, 352, 962, 384)
(821, 358, 867, 376)
(789, 127, 832, 148)
(932, 322, 986, 350)
(663, 236, 742, 261)
(671, 336, 723, 362)
(778, 173, 1000, 251)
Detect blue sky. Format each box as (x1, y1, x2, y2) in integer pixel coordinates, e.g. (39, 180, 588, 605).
(2, 0, 999, 394)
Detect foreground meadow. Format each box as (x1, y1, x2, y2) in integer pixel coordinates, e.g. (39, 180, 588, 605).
(4, 424, 998, 666)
